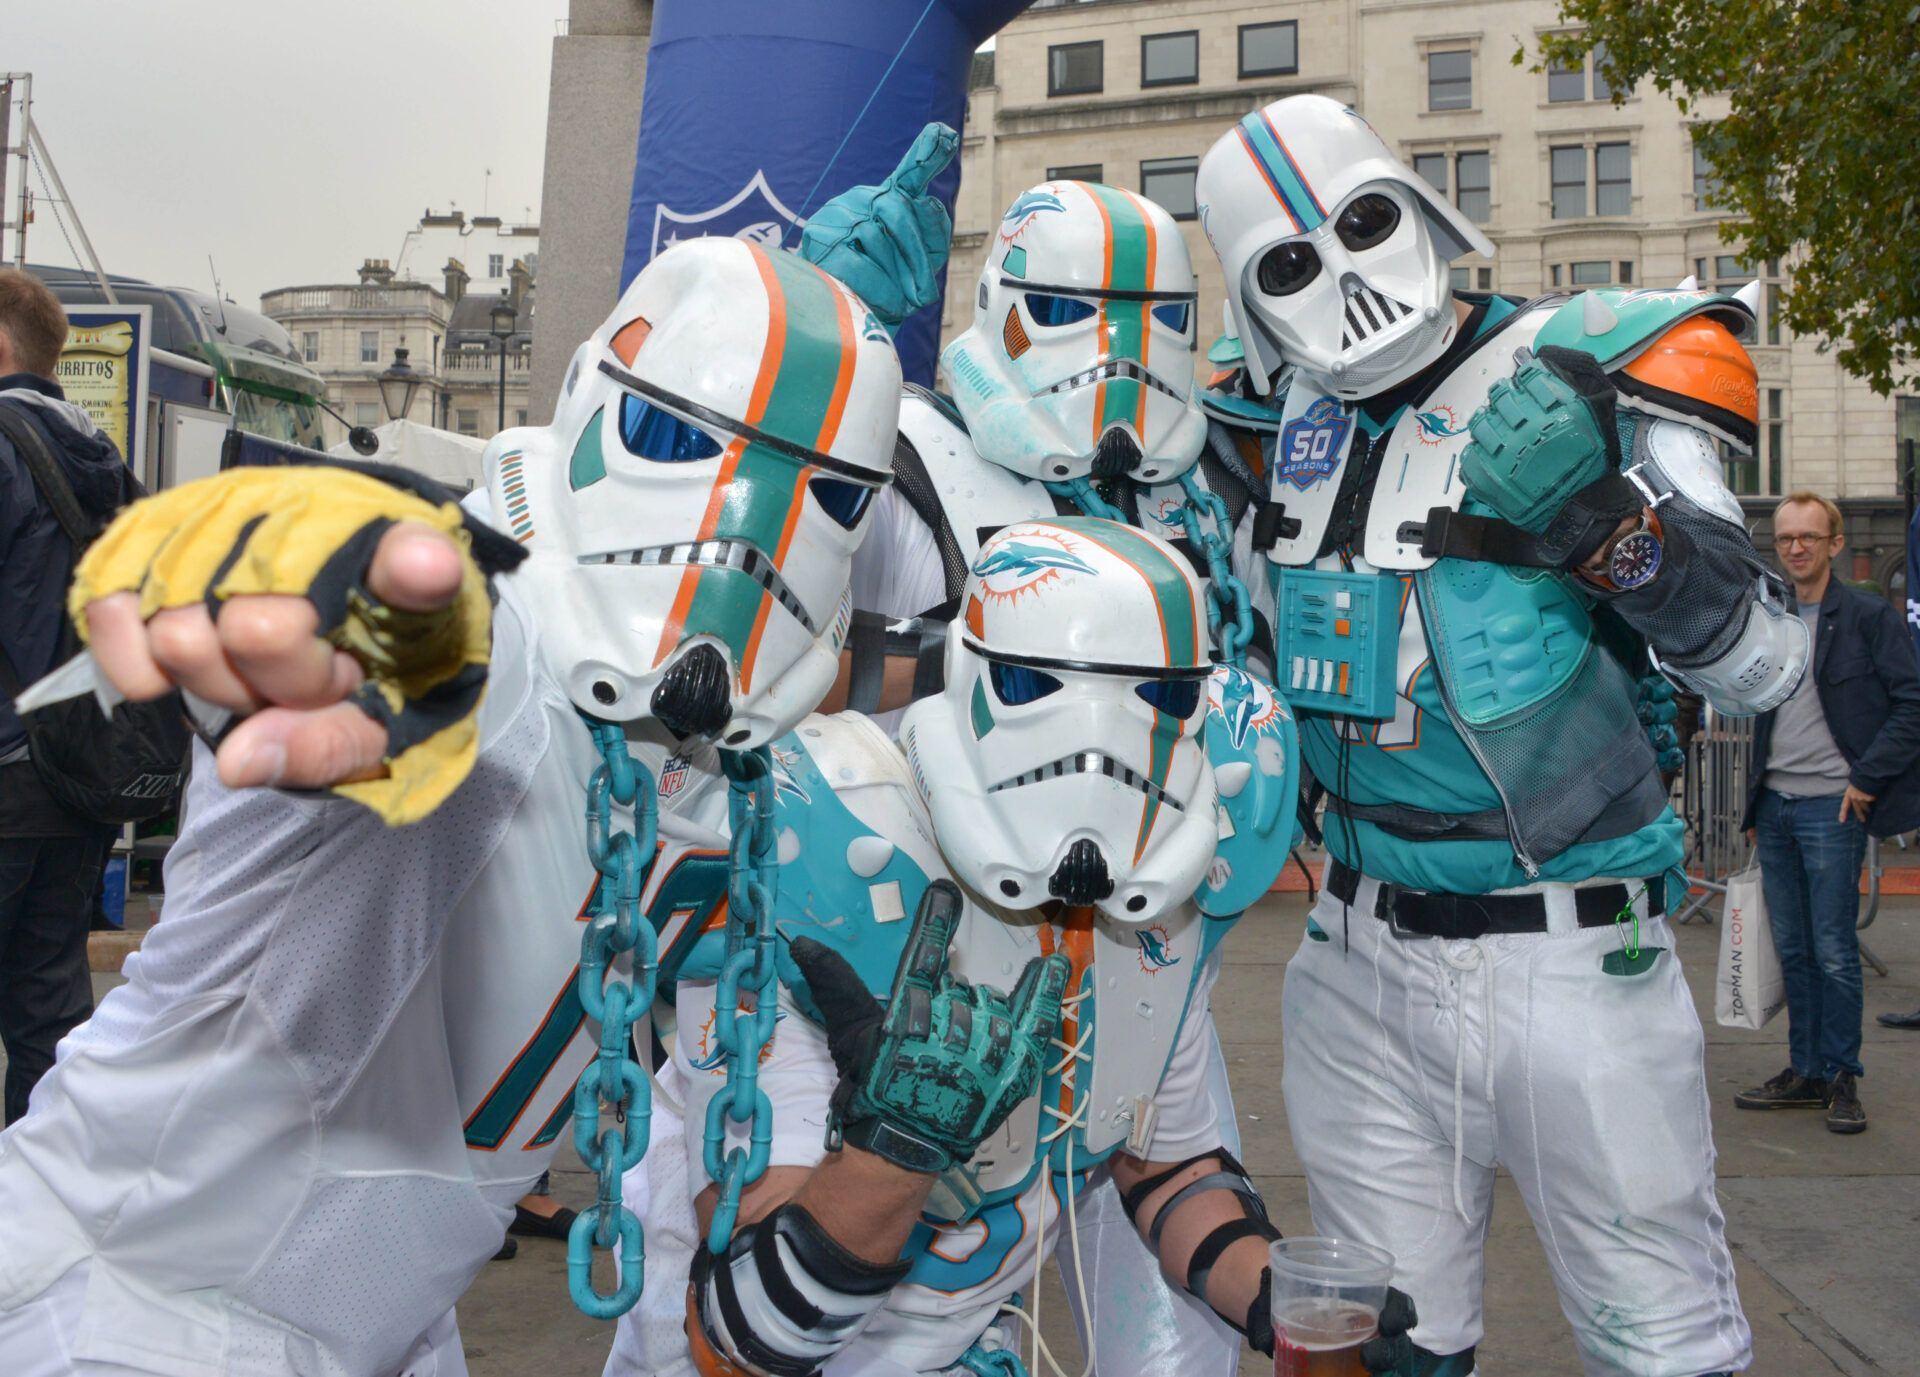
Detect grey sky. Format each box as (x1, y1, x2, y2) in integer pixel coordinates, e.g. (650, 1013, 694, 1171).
(5, 1, 569, 307)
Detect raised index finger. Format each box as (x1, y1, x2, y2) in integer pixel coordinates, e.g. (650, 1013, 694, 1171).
(891, 878, 963, 1002)
(887, 122, 959, 199)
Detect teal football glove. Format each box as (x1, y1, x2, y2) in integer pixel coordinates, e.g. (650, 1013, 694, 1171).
(791, 879, 1070, 1175)
(1636, 674, 1685, 772)
(799, 122, 958, 329)
(1458, 346, 1642, 568)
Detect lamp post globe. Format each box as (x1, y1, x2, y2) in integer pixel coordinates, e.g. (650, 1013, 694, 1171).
(377, 347, 422, 424)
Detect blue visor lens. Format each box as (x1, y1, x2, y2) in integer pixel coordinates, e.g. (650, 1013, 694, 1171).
(1135, 679, 1202, 718)
(1024, 293, 1098, 327)
(1152, 302, 1191, 333)
(619, 393, 724, 462)
(809, 475, 874, 529)
(990, 662, 1064, 706)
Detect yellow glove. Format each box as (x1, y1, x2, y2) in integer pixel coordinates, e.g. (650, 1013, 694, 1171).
(72, 466, 503, 825)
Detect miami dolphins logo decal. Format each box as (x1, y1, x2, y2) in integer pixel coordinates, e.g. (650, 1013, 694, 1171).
(1136, 923, 1181, 975)
(1206, 667, 1287, 749)
(1000, 189, 1068, 243)
(691, 1004, 786, 1074)
(1414, 405, 1466, 446)
(971, 527, 1098, 607)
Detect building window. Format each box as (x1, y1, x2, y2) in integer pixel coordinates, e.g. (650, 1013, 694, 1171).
(1550, 265, 1563, 287)
(457, 409, 479, 435)
(360, 330, 380, 363)
(1547, 58, 1585, 103)
(1413, 154, 1447, 195)
(1239, 21, 1298, 78)
(301, 331, 319, 362)
(1449, 267, 1471, 292)
(354, 402, 380, 427)
(1048, 41, 1103, 97)
(1619, 260, 1635, 284)
(1140, 157, 1199, 219)
(1707, 256, 1784, 345)
(1692, 141, 1722, 212)
(1455, 151, 1491, 223)
(1047, 163, 1103, 183)
(1766, 389, 1784, 495)
(1478, 267, 1493, 290)
(1591, 43, 1615, 100)
(1595, 142, 1631, 215)
(1141, 31, 1198, 88)
(515, 409, 528, 427)
(1569, 261, 1613, 286)
(1427, 50, 1472, 111)
(488, 254, 504, 278)
(1550, 145, 1587, 218)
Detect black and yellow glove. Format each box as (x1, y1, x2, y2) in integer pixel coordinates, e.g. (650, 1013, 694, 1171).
(70, 464, 522, 825)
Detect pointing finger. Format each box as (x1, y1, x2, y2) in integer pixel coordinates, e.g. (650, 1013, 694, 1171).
(887, 122, 958, 199)
(367, 522, 465, 613)
(891, 879, 963, 1004)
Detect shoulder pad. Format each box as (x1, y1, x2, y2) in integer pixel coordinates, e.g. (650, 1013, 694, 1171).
(770, 714, 944, 1023)
(1532, 287, 1755, 369)
(899, 386, 975, 467)
(1207, 333, 1245, 367)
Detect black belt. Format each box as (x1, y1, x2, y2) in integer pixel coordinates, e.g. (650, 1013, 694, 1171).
(1326, 859, 1665, 940)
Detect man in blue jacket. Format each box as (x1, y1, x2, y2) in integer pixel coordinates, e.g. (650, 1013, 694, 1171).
(0, 269, 135, 1124)
(1738, 491, 1920, 1133)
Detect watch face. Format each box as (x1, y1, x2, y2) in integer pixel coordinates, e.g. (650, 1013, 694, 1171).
(1610, 529, 1662, 589)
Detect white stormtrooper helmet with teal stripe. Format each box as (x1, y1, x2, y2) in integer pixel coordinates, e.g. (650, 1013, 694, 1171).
(1196, 95, 1494, 399)
(493, 236, 900, 745)
(941, 180, 1208, 486)
(900, 516, 1219, 923)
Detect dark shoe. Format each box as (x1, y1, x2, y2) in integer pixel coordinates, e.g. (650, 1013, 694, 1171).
(1825, 1072, 1867, 1134)
(509, 1202, 579, 1240)
(491, 1235, 518, 1261)
(1877, 1007, 1920, 1029)
(1733, 1067, 1829, 1109)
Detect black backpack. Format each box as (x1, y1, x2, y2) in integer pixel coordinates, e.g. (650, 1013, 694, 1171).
(0, 404, 190, 823)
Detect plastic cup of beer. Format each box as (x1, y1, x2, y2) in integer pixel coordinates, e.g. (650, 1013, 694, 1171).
(1268, 1236, 1395, 1377)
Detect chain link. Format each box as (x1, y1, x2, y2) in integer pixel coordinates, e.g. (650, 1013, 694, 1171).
(567, 716, 659, 1319)
(702, 745, 783, 1253)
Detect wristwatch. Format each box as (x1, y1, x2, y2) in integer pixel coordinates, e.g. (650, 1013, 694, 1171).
(1607, 514, 1663, 590)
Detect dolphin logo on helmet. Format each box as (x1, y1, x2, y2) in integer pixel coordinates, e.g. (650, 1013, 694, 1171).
(1196, 95, 1495, 400)
(941, 181, 1210, 487)
(490, 236, 901, 746)
(900, 517, 1219, 923)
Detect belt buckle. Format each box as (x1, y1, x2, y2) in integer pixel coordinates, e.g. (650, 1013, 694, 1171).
(1379, 884, 1435, 942)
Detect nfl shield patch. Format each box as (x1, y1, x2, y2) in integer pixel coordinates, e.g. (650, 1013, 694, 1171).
(1276, 397, 1352, 491)
(658, 754, 691, 799)
(650, 170, 807, 258)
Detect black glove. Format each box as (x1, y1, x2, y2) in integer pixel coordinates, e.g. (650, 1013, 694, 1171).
(1361, 1287, 1419, 1373)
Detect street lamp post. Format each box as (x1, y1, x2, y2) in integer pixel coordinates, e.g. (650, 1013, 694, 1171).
(378, 347, 423, 423)
(489, 296, 516, 434)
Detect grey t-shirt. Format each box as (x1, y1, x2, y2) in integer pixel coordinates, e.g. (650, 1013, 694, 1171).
(1764, 602, 1853, 796)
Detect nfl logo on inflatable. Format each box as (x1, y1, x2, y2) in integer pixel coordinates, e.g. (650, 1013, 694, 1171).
(658, 755, 691, 799)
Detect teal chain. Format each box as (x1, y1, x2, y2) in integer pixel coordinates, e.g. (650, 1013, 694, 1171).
(702, 745, 782, 1252)
(567, 716, 658, 1319)
(1046, 472, 1255, 672)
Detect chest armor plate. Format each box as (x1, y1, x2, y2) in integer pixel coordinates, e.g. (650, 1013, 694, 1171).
(1266, 304, 1555, 571)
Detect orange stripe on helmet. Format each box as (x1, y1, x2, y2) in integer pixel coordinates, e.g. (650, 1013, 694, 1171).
(813, 282, 859, 454)
(1088, 185, 1115, 440)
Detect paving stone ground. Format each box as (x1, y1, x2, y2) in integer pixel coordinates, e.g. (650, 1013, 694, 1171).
(23, 885, 1919, 1375)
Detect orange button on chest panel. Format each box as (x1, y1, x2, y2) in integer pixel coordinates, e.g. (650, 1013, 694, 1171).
(1334, 618, 1351, 637)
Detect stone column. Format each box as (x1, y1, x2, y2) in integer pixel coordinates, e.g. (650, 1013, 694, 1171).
(528, 0, 653, 424)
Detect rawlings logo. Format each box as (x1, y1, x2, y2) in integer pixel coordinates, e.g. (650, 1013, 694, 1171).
(1136, 924, 1181, 975)
(1414, 405, 1466, 446)
(1276, 397, 1351, 490)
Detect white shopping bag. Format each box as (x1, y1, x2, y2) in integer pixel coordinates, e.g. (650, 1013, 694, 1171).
(1716, 863, 1786, 1030)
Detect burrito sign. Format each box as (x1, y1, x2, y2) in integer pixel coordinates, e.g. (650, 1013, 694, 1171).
(57, 307, 151, 467)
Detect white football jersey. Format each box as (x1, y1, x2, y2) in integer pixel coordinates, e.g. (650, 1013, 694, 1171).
(0, 574, 737, 1377)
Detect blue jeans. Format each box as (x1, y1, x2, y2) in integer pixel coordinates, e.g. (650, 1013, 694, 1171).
(1754, 789, 1867, 1080)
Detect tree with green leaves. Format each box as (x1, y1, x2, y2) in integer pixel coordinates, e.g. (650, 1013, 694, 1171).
(1528, 0, 1919, 394)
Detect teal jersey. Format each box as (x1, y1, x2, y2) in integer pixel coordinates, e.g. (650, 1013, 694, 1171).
(1295, 296, 1683, 894)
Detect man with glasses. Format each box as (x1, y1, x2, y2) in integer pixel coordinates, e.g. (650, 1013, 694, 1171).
(1737, 492, 1920, 1131)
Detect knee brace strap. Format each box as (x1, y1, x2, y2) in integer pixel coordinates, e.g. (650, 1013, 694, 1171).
(693, 1201, 911, 1377)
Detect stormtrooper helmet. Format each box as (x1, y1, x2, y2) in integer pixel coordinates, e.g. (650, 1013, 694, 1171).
(1195, 95, 1495, 400)
(490, 236, 900, 746)
(900, 516, 1219, 922)
(941, 180, 1209, 486)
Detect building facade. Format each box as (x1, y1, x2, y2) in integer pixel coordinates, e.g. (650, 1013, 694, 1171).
(951, 0, 1918, 586)
(262, 209, 538, 449)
